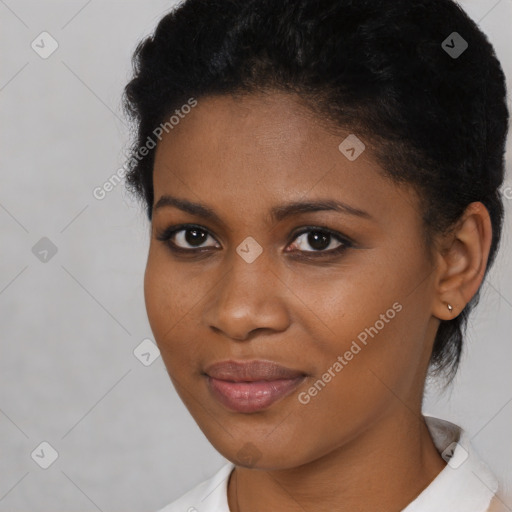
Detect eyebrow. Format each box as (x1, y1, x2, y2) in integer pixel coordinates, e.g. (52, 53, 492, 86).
(153, 195, 373, 223)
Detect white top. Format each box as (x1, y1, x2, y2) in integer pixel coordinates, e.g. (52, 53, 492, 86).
(155, 416, 504, 512)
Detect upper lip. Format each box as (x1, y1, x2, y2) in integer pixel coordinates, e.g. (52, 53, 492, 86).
(204, 360, 306, 382)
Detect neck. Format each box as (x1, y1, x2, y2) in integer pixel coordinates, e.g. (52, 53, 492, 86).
(227, 410, 446, 512)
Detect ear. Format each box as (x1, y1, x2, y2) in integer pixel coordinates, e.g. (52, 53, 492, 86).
(432, 202, 493, 321)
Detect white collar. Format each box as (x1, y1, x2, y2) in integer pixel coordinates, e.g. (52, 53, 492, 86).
(157, 416, 499, 512)
(403, 415, 499, 511)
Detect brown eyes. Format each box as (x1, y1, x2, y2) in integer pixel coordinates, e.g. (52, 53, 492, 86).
(155, 223, 353, 259)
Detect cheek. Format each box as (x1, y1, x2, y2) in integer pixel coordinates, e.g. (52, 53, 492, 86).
(283, 258, 403, 350)
(143, 249, 217, 375)
(144, 252, 172, 339)
(283, 302, 429, 464)
(291, 245, 432, 392)
(143, 252, 193, 356)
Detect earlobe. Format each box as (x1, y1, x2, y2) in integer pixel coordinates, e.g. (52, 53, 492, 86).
(432, 202, 492, 321)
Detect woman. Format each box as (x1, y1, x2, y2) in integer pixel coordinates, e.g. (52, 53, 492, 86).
(123, 0, 509, 510)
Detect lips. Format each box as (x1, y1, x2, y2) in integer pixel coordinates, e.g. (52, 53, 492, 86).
(204, 360, 306, 413)
(205, 360, 305, 381)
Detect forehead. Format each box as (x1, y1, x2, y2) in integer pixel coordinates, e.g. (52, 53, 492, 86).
(152, 92, 418, 223)
(154, 92, 334, 174)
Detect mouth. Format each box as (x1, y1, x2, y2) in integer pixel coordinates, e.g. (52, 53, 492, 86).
(204, 360, 307, 413)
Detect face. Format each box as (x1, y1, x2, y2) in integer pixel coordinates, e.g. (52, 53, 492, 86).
(145, 91, 441, 470)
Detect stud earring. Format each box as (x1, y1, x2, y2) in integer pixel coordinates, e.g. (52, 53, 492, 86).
(447, 303, 453, 313)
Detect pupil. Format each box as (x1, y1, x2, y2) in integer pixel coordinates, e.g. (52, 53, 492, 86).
(308, 231, 330, 250)
(185, 228, 206, 246)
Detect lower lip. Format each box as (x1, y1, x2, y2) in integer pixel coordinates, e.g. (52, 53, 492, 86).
(207, 376, 305, 413)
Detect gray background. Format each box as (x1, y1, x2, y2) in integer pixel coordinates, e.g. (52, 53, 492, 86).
(0, 1, 511, 511)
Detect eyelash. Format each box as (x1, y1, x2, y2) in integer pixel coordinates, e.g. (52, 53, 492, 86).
(155, 223, 354, 260)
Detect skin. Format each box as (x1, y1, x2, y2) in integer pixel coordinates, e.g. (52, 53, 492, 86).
(145, 91, 493, 511)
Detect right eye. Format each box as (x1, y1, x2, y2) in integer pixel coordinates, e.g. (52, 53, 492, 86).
(155, 224, 221, 252)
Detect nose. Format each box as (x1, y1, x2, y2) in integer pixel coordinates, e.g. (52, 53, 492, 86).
(202, 252, 291, 341)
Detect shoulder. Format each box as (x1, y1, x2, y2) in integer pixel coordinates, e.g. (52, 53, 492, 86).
(154, 462, 235, 512)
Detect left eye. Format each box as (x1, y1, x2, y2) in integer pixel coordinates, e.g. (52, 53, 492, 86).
(288, 229, 346, 253)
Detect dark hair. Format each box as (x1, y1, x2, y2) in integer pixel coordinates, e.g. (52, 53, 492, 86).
(123, 0, 509, 381)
